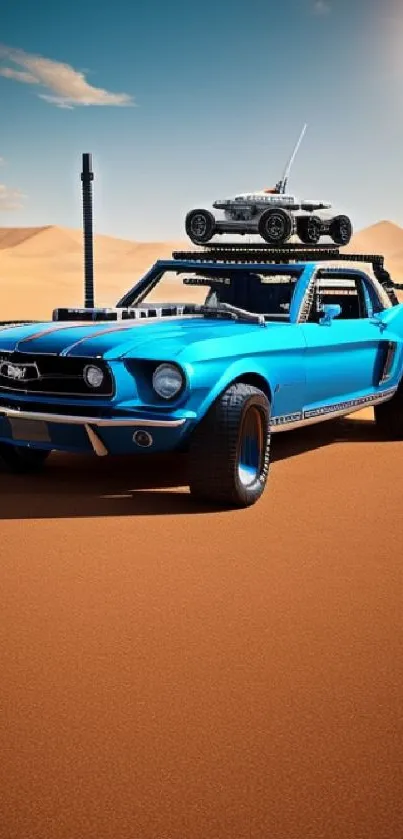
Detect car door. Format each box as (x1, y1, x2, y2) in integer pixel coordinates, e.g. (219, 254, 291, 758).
(300, 269, 396, 416)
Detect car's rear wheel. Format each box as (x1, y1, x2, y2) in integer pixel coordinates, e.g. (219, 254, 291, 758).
(185, 209, 216, 244)
(0, 444, 50, 473)
(258, 209, 293, 245)
(188, 383, 271, 507)
(329, 214, 353, 245)
(297, 214, 322, 245)
(374, 384, 403, 439)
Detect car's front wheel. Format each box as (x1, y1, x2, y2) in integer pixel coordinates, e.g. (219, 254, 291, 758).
(188, 383, 271, 507)
(0, 444, 50, 473)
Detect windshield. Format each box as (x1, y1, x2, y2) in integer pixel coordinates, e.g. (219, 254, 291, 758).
(119, 266, 301, 321)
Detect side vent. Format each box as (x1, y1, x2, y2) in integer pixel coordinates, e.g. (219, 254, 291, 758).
(379, 341, 397, 385)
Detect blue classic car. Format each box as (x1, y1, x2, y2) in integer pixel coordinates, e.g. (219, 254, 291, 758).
(0, 246, 402, 507)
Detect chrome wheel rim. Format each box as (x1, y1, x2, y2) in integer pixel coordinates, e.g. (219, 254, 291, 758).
(237, 407, 264, 487)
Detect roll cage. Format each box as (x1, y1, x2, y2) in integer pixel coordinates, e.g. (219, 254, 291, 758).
(117, 244, 401, 324)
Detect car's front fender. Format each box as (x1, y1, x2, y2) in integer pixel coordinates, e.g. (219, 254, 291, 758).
(182, 342, 306, 425)
(199, 358, 273, 420)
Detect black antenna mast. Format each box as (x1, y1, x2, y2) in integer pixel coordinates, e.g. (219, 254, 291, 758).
(81, 153, 95, 308)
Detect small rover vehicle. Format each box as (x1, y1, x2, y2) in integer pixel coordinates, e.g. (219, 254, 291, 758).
(185, 125, 353, 247)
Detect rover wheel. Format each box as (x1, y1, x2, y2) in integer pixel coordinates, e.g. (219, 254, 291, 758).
(188, 383, 271, 507)
(329, 215, 353, 246)
(0, 444, 50, 473)
(297, 214, 322, 245)
(374, 383, 403, 440)
(258, 209, 292, 245)
(185, 209, 216, 245)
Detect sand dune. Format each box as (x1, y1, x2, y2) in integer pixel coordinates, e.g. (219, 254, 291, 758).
(1, 225, 138, 260)
(0, 225, 49, 250)
(344, 221, 403, 282)
(0, 224, 187, 260)
(346, 220, 403, 259)
(9, 226, 85, 257)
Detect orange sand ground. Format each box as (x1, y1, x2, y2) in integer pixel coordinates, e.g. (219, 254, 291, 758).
(0, 222, 402, 839)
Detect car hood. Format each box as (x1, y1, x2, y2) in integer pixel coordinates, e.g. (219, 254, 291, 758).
(0, 316, 288, 361)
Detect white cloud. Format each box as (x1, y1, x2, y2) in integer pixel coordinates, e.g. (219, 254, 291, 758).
(0, 66, 37, 84)
(0, 184, 25, 211)
(0, 44, 135, 108)
(313, 0, 331, 13)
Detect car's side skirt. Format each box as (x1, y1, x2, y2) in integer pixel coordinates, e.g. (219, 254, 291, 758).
(270, 387, 397, 433)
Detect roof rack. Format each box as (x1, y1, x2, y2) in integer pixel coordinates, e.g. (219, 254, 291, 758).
(177, 241, 339, 252)
(173, 242, 339, 262)
(172, 244, 382, 265)
(170, 244, 403, 303)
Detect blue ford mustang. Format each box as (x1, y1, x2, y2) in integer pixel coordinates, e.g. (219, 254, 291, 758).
(0, 249, 402, 507)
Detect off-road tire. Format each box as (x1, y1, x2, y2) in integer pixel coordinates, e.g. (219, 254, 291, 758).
(297, 214, 322, 245)
(0, 444, 50, 473)
(185, 209, 216, 245)
(329, 214, 353, 246)
(188, 383, 271, 507)
(258, 209, 293, 245)
(374, 384, 403, 440)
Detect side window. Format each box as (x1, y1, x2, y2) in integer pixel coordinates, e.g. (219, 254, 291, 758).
(307, 273, 383, 322)
(364, 279, 385, 314)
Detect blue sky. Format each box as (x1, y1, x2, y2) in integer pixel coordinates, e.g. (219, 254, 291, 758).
(1, 0, 402, 240)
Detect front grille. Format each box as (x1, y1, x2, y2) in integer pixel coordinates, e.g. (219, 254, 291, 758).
(0, 352, 114, 397)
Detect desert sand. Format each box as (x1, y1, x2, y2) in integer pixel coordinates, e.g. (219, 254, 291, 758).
(0, 222, 402, 839)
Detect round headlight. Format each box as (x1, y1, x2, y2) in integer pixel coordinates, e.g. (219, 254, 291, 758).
(152, 363, 184, 399)
(84, 365, 105, 389)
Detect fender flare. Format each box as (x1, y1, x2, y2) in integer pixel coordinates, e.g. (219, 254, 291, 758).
(192, 360, 274, 425)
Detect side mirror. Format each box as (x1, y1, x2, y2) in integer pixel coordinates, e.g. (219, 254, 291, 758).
(370, 311, 387, 330)
(319, 303, 342, 325)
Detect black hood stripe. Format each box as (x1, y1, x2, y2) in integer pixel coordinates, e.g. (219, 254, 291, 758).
(15, 321, 97, 351)
(59, 315, 199, 356)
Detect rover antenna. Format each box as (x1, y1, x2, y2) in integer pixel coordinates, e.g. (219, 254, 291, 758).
(275, 123, 307, 194)
(81, 153, 95, 308)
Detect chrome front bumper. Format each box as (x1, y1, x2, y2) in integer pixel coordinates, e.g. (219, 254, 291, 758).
(0, 407, 186, 457)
